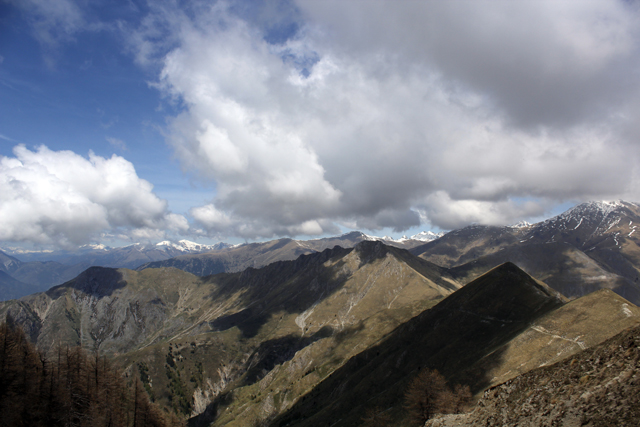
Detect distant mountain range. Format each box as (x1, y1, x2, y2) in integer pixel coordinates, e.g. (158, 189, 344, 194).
(0, 233, 441, 301)
(3, 199, 640, 305)
(0, 240, 230, 300)
(135, 231, 429, 276)
(2, 239, 232, 265)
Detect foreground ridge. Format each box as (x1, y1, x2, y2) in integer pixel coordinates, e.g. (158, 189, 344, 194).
(427, 322, 640, 427)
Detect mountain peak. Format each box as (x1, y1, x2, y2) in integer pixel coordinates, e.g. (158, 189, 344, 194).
(411, 230, 446, 241)
(509, 220, 531, 229)
(438, 262, 565, 321)
(564, 200, 625, 217)
(46, 266, 125, 299)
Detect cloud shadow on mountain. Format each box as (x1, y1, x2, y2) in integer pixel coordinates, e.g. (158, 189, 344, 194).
(45, 266, 126, 299)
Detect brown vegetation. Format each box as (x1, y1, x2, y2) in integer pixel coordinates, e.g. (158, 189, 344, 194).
(403, 369, 472, 425)
(0, 321, 184, 427)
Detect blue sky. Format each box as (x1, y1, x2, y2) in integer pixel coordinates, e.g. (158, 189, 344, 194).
(1, 0, 640, 249)
(0, 0, 206, 211)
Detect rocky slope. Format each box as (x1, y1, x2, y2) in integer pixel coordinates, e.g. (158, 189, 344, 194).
(461, 288, 640, 388)
(427, 322, 640, 427)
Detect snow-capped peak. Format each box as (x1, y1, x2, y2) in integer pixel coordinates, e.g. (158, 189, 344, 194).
(548, 201, 625, 225)
(509, 221, 531, 229)
(410, 231, 445, 242)
(155, 240, 219, 252)
(361, 233, 381, 241)
(177, 239, 207, 251)
(368, 231, 445, 243)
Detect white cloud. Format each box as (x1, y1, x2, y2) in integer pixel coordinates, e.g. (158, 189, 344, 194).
(0, 145, 188, 247)
(133, 0, 640, 235)
(418, 192, 549, 230)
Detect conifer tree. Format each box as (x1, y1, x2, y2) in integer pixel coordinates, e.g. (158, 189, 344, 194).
(0, 321, 185, 427)
(403, 368, 472, 425)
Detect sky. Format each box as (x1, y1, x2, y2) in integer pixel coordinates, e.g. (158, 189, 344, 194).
(1, 0, 640, 250)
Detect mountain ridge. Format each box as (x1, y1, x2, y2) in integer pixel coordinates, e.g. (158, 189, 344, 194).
(413, 200, 640, 305)
(426, 320, 640, 427)
(266, 262, 640, 427)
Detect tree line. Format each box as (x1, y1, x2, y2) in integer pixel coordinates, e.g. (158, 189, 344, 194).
(0, 321, 184, 427)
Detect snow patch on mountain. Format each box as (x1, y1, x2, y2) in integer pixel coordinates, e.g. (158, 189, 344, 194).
(539, 201, 626, 230)
(410, 231, 446, 242)
(156, 240, 231, 252)
(374, 231, 444, 243)
(563, 201, 624, 218)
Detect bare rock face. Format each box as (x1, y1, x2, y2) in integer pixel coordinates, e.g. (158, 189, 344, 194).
(427, 323, 640, 427)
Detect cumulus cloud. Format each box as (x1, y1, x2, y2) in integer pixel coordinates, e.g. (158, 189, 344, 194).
(300, 1, 640, 127)
(418, 192, 550, 231)
(0, 145, 188, 247)
(130, 0, 640, 236)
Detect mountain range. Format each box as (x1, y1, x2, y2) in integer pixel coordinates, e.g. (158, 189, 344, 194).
(413, 200, 640, 305)
(138, 200, 640, 306)
(1, 200, 640, 425)
(0, 240, 227, 301)
(0, 233, 440, 301)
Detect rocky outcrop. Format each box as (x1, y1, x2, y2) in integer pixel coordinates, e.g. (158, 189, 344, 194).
(427, 323, 640, 426)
